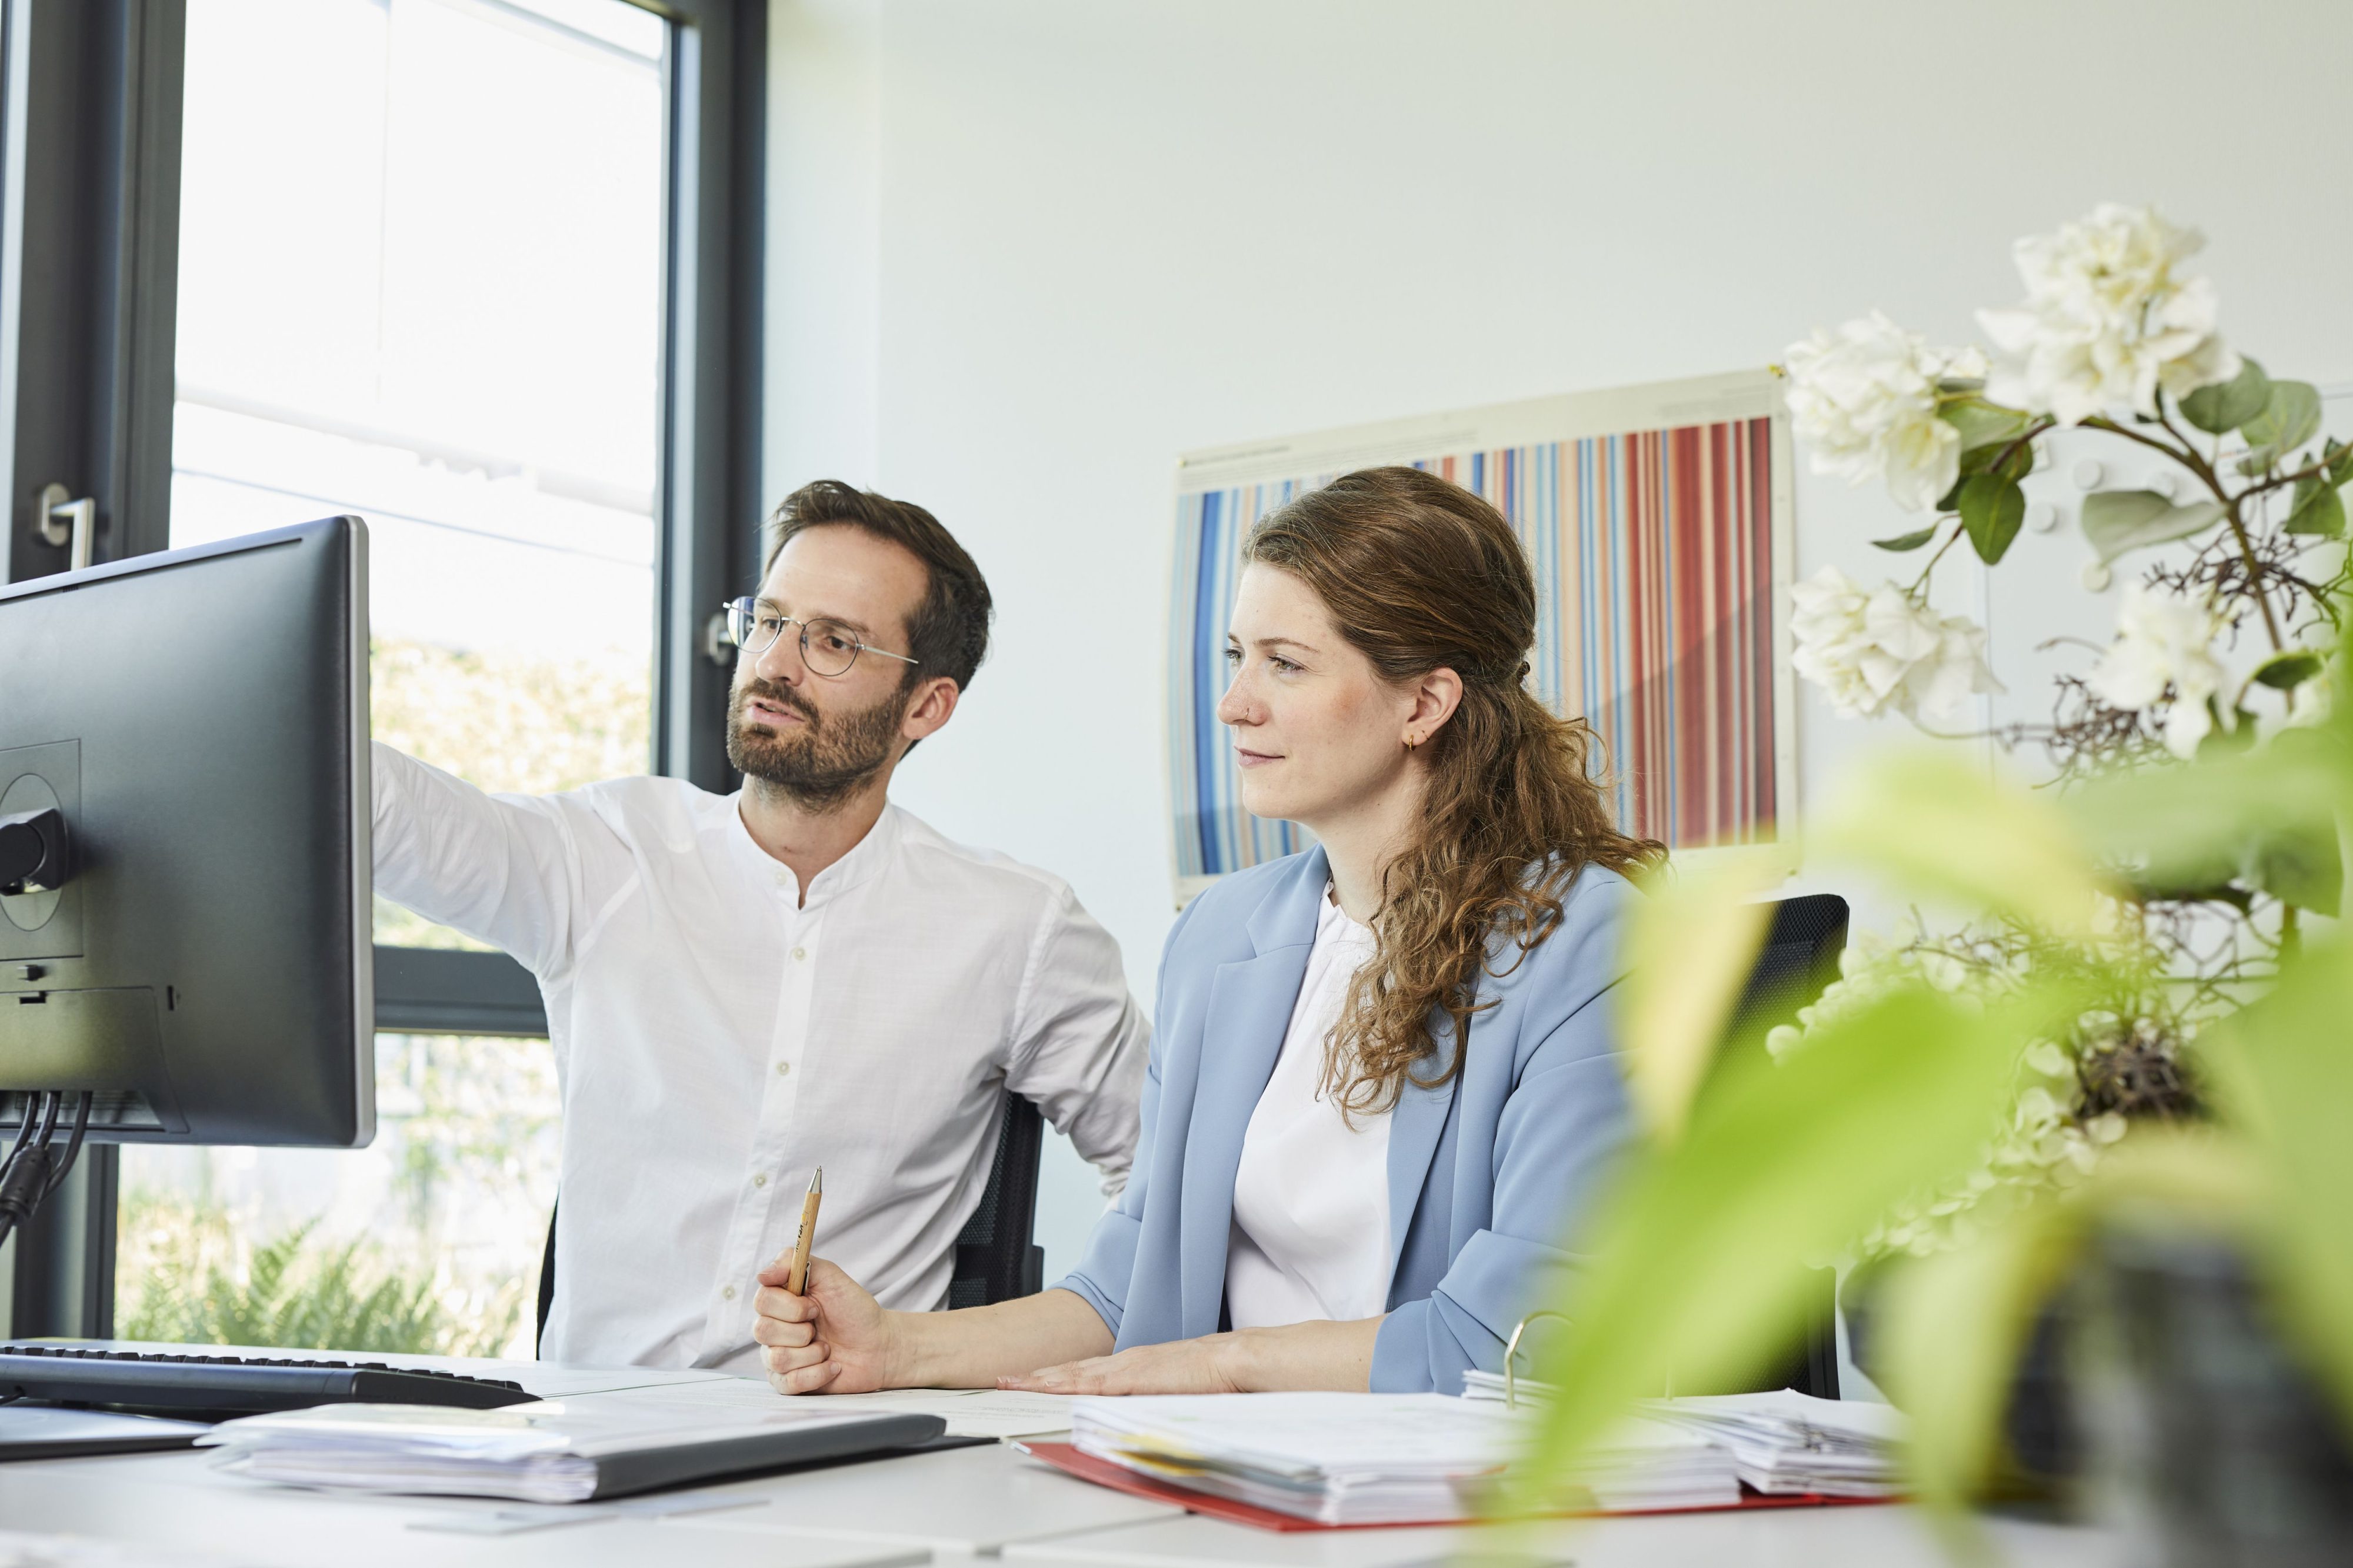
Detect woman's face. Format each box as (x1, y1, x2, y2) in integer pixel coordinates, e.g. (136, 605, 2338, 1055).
(1216, 563, 1423, 832)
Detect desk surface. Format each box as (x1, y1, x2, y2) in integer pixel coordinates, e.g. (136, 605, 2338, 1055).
(4, 1349, 2120, 1567)
(4, 1439, 2123, 1568)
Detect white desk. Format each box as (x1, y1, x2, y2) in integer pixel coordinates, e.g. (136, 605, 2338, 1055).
(1002, 1499, 2119, 1568)
(1, 1350, 2121, 1567)
(0, 1449, 928, 1568)
(6, 1438, 2125, 1568)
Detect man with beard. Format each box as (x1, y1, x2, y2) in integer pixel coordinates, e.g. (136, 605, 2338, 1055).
(369, 481, 1147, 1373)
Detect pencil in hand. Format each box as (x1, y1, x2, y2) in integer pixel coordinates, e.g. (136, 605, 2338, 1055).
(785, 1166, 822, 1296)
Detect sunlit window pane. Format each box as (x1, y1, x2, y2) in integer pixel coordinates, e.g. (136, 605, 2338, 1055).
(124, 0, 666, 1352)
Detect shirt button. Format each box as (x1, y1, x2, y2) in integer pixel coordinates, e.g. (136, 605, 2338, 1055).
(753, 1173, 768, 1188)
(775, 1061, 792, 1077)
(722, 1285, 737, 1300)
(792, 946, 807, 961)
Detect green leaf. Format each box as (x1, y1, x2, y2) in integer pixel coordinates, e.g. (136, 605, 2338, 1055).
(2066, 730, 2352, 903)
(2239, 380, 2324, 472)
(2252, 649, 2327, 690)
(2202, 940, 2353, 1423)
(1617, 859, 1777, 1145)
(2196, 703, 2257, 759)
(1881, 1127, 2268, 1514)
(1872, 525, 1941, 553)
(1880, 1196, 2080, 1510)
(1516, 979, 2094, 1511)
(2243, 823, 2344, 916)
(2286, 478, 2347, 538)
(1938, 400, 2031, 453)
(2178, 356, 2270, 435)
(1957, 475, 2026, 564)
(2328, 438, 2353, 488)
(1811, 750, 2106, 936)
(2079, 490, 2227, 563)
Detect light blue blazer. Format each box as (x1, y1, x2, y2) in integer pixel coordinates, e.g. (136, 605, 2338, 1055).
(1055, 844, 1635, 1393)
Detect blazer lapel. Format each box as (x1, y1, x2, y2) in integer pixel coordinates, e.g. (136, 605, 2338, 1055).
(1385, 1008, 1464, 1285)
(1175, 848, 1328, 1337)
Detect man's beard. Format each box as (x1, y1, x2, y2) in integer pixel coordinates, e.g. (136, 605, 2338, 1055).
(725, 675, 912, 813)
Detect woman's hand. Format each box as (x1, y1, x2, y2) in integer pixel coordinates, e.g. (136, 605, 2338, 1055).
(751, 1256, 894, 1394)
(998, 1332, 1249, 1396)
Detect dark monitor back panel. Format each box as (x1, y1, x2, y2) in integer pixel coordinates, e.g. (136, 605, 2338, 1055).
(0, 519, 372, 1147)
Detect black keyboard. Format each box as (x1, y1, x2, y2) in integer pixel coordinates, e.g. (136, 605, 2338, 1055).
(0, 1343, 537, 1415)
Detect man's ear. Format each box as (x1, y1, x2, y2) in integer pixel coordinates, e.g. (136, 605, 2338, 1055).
(901, 676, 961, 747)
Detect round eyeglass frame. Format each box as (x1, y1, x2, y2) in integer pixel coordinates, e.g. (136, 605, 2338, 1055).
(721, 598, 919, 678)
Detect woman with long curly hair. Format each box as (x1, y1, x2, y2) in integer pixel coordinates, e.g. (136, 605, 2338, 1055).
(753, 465, 1659, 1394)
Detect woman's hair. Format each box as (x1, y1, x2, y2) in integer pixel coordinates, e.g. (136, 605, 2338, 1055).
(1242, 465, 1664, 1115)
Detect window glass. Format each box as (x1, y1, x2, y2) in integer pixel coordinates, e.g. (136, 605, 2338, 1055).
(120, 0, 666, 1353)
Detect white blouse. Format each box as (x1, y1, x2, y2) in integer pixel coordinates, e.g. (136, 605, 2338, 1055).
(1225, 886, 1393, 1329)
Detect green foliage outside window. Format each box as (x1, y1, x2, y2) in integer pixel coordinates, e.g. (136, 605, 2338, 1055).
(116, 1200, 513, 1357)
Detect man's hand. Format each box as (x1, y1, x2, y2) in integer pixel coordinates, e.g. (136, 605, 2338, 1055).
(751, 1257, 894, 1394)
(996, 1333, 1248, 1396)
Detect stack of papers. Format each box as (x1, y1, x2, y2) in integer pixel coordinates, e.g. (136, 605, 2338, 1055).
(1069, 1393, 1739, 1524)
(197, 1397, 936, 1503)
(1637, 1390, 1905, 1497)
(1459, 1368, 1545, 1406)
(1463, 1377, 1906, 1497)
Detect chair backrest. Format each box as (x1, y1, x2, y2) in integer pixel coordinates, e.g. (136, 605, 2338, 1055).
(949, 1090, 1047, 1309)
(1722, 892, 1850, 1055)
(534, 1087, 1049, 1354)
(1708, 892, 1850, 1399)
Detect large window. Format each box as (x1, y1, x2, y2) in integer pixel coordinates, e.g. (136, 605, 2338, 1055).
(0, 0, 761, 1346)
(118, 0, 672, 1355)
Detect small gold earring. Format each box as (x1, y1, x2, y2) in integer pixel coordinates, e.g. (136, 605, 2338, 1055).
(1404, 733, 1419, 750)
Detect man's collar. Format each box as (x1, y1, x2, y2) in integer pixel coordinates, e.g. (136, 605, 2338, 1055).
(732, 795, 904, 906)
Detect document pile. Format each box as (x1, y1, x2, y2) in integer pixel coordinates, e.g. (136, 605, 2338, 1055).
(1069, 1392, 1738, 1525)
(1462, 1376, 1905, 1498)
(1637, 1390, 1905, 1497)
(197, 1397, 941, 1503)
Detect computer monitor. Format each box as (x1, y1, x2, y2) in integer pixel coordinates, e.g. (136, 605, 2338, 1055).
(0, 519, 373, 1179)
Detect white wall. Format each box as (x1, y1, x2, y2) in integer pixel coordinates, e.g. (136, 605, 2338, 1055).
(766, 0, 2353, 1276)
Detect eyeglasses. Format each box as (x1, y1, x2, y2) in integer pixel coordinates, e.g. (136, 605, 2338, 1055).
(721, 598, 918, 677)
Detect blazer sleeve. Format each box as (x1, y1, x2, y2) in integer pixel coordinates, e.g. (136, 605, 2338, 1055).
(1369, 881, 1637, 1393)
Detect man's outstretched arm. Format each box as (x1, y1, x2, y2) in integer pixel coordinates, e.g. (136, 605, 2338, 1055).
(371, 742, 585, 979)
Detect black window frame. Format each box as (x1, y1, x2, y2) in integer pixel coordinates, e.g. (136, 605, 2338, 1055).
(0, 0, 765, 1339)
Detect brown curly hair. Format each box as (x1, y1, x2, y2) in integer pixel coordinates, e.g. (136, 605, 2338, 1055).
(1242, 466, 1662, 1114)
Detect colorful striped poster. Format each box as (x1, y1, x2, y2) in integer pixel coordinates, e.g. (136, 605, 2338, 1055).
(1168, 372, 1792, 895)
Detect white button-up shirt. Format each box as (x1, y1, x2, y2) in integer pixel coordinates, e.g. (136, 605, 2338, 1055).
(369, 743, 1148, 1373)
(1225, 885, 1391, 1329)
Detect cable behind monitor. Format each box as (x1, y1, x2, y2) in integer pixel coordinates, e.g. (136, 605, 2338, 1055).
(0, 1090, 94, 1249)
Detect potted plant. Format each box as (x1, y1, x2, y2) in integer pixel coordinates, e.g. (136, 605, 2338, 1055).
(1516, 205, 2353, 1561)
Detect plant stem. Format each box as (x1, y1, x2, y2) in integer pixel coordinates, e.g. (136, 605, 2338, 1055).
(2081, 412, 2285, 653)
(2222, 499, 2287, 652)
(1910, 525, 1964, 593)
(2082, 415, 2215, 492)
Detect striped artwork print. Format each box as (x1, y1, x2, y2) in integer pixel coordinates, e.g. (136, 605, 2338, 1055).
(1171, 416, 1780, 882)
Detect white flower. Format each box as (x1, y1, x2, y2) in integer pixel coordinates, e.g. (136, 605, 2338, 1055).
(2087, 582, 2230, 757)
(1977, 203, 2239, 422)
(1789, 565, 2003, 722)
(1784, 312, 1982, 511)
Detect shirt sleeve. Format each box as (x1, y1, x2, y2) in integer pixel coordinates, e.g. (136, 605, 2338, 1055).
(1050, 886, 1208, 1337)
(370, 742, 589, 979)
(1004, 883, 1150, 1198)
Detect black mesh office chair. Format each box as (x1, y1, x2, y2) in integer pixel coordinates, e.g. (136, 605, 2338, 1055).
(948, 1091, 1048, 1309)
(535, 1088, 1047, 1352)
